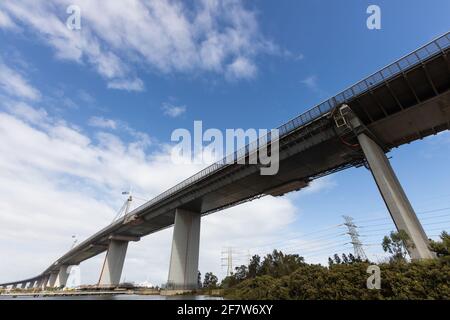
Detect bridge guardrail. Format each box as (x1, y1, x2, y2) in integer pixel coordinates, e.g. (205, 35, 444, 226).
(130, 32, 450, 218)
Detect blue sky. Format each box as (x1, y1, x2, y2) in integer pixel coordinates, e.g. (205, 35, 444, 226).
(0, 0, 449, 286)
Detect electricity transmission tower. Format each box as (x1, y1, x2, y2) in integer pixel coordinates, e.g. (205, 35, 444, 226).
(221, 247, 251, 277)
(343, 215, 368, 261)
(221, 247, 234, 277)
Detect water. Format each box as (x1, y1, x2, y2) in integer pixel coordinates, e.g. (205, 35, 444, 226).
(0, 294, 223, 300)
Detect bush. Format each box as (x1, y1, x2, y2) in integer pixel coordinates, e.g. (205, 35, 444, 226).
(223, 246, 450, 300)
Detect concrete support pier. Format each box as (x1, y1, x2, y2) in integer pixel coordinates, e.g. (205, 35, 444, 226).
(337, 105, 435, 260)
(42, 275, 50, 289)
(356, 133, 434, 259)
(55, 265, 69, 288)
(167, 208, 201, 291)
(48, 272, 58, 288)
(98, 235, 138, 286)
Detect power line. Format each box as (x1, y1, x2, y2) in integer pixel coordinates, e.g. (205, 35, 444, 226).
(358, 225, 450, 237)
(246, 232, 347, 253)
(422, 220, 450, 226)
(293, 224, 344, 238)
(355, 219, 450, 235)
(426, 226, 450, 232)
(244, 224, 346, 252)
(419, 213, 450, 220)
(227, 204, 450, 268)
(251, 241, 351, 257)
(419, 207, 450, 215)
(353, 205, 450, 223)
(358, 222, 395, 228)
(276, 238, 349, 253)
(299, 244, 354, 259)
(253, 232, 346, 248)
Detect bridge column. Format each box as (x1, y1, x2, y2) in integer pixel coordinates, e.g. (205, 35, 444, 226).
(98, 235, 138, 287)
(41, 276, 49, 289)
(338, 105, 434, 260)
(47, 272, 58, 288)
(356, 132, 434, 260)
(55, 266, 69, 288)
(20, 283, 26, 289)
(167, 208, 201, 291)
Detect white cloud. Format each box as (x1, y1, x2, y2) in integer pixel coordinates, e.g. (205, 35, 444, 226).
(0, 99, 307, 285)
(88, 116, 117, 130)
(295, 53, 305, 61)
(162, 102, 186, 118)
(0, 60, 41, 100)
(300, 74, 329, 99)
(302, 176, 337, 194)
(226, 57, 257, 80)
(0, 10, 16, 29)
(78, 90, 95, 104)
(0, 0, 279, 89)
(3, 100, 48, 123)
(0, 1, 137, 90)
(0, 55, 325, 285)
(107, 78, 144, 92)
(301, 75, 319, 91)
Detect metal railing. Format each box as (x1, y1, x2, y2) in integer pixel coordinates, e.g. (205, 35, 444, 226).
(129, 32, 450, 218)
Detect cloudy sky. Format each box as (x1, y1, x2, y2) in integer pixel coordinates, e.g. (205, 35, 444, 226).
(0, 0, 449, 286)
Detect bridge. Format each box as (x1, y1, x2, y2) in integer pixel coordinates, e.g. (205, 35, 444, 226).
(2, 32, 449, 292)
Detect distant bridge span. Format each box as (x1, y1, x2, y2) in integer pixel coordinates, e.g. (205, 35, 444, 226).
(2, 32, 450, 291)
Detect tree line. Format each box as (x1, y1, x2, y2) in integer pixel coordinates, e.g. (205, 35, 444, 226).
(198, 231, 450, 299)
